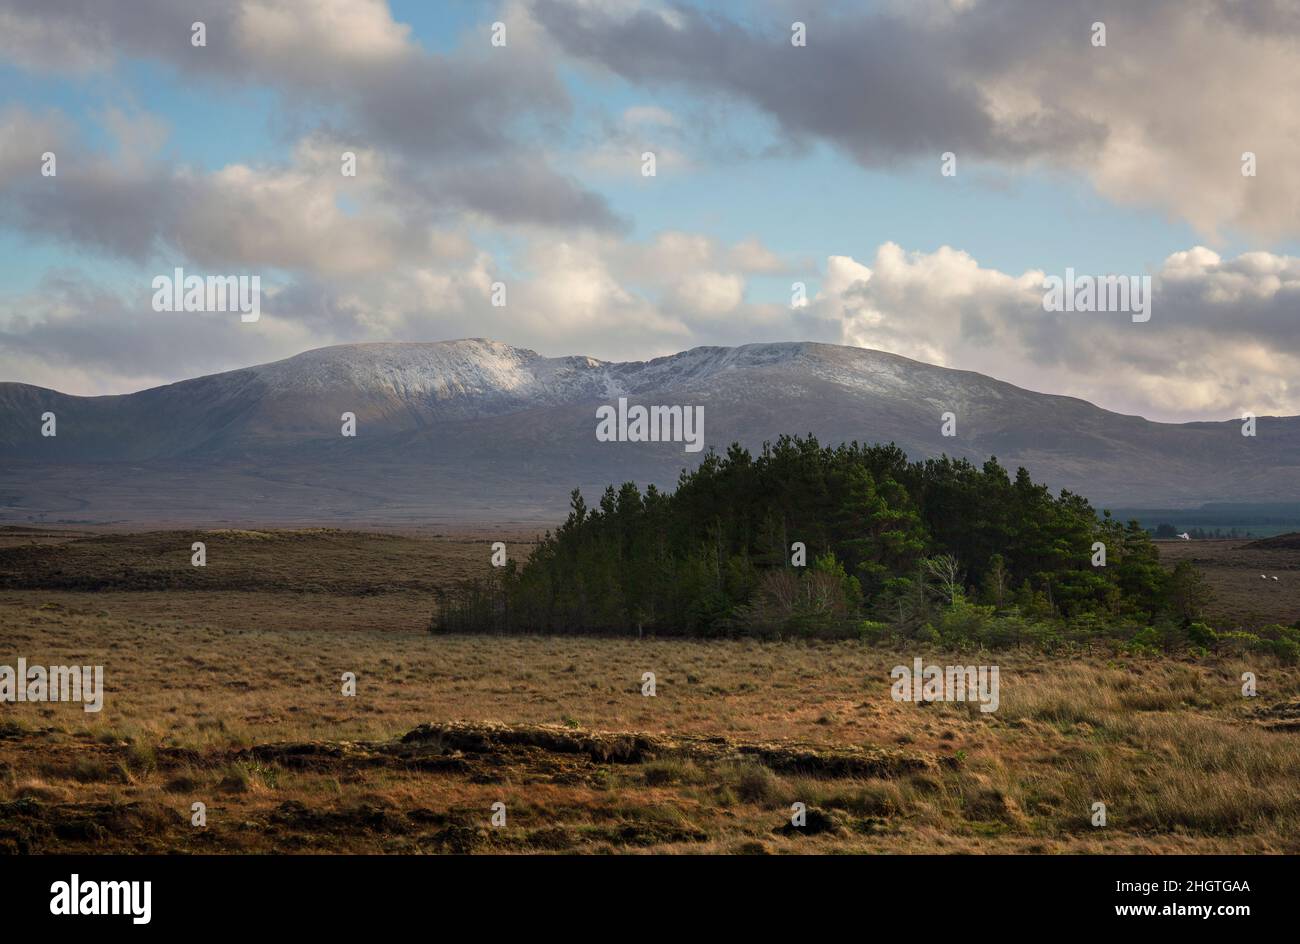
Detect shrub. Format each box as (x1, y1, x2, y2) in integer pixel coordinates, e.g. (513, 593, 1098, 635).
(1216, 631, 1262, 656)
(913, 624, 940, 644)
(729, 762, 783, 805)
(1255, 624, 1300, 664)
(1187, 622, 1218, 648)
(1128, 626, 1162, 655)
(1270, 638, 1300, 664)
(857, 620, 891, 644)
(933, 599, 996, 646)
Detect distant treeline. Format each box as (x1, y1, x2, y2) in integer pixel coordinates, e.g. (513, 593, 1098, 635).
(426, 436, 1300, 656)
(1114, 502, 1300, 540)
(1152, 524, 1252, 540)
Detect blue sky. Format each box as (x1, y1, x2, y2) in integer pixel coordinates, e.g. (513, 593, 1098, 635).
(2, 16, 1280, 298)
(1, 0, 1298, 422)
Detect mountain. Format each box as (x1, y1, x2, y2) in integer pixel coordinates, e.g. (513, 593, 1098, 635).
(2, 339, 1297, 526)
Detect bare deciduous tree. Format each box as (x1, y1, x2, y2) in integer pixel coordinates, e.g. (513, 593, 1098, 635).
(922, 554, 963, 606)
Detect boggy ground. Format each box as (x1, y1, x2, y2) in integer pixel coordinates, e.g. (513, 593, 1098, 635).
(1158, 537, 1300, 626)
(1, 528, 1298, 854)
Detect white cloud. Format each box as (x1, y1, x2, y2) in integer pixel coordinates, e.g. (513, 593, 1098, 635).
(671, 271, 744, 316)
(6, 235, 1299, 424)
(237, 0, 415, 77)
(806, 243, 1300, 421)
(727, 237, 790, 275)
(536, 0, 1300, 242)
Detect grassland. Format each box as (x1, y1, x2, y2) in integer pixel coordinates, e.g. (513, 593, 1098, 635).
(1157, 537, 1300, 625)
(1, 528, 1298, 854)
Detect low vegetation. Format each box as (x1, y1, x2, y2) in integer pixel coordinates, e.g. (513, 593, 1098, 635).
(3, 600, 1299, 853)
(435, 437, 1297, 661)
(2, 526, 1296, 853)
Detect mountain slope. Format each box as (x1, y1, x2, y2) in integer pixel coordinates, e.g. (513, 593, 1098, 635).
(1, 339, 1296, 525)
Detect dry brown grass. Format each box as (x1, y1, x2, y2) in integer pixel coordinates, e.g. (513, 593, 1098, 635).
(1, 529, 1298, 854)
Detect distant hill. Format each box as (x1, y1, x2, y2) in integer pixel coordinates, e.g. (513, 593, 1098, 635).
(2, 339, 1298, 525)
(1109, 502, 1300, 538)
(1245, 533, 1300, 550)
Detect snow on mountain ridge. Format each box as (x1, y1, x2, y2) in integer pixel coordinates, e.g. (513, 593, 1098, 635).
(229, 338, 976, 411)
(185, 337, 1011, 413)
(245, 339, 620, 406)
(7, 338, 1300, 516)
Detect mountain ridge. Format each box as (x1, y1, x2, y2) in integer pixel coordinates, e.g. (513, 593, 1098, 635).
(2, 338, 1297, 524)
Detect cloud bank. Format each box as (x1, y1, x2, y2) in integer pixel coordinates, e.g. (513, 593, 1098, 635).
(0, 0, 1296, 425)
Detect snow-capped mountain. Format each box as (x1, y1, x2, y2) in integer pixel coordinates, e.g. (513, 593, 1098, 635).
(1, 339, 1297, 525)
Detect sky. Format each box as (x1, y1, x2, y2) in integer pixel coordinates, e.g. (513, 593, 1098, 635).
(0, 0, 1297, 422)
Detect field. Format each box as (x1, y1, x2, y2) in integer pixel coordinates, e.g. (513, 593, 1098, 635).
(1156, 538, 1300, 625)
(1, 528, 1299, 854)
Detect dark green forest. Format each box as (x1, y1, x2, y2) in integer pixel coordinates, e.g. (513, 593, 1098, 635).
(432, 436, 1299, 657)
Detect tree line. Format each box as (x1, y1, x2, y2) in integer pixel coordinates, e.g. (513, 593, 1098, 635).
(433, 435, 1234, 648)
